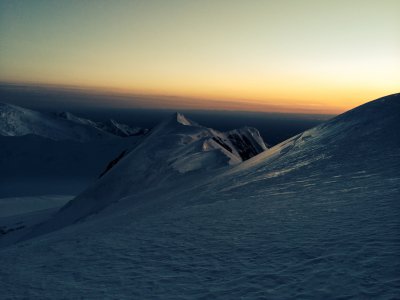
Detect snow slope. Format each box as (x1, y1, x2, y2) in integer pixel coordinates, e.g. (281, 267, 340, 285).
(0, 195, 72, 248)
(0, 134, 142, 197)
(0, 94, 399, 299)
(0, 195, 71, 218)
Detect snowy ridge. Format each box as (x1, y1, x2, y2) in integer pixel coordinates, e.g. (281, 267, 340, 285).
(57, 111, 147, 137)
(0, 103, 111, 141)
(96, 119, 147, 137)
(24, 112, 268, 237)
(0, 102, 146, 141)
(55, 111, 98, 128)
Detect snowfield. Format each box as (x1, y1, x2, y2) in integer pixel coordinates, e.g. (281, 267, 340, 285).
(0, 195, 71, 218)
(0, 94, 399, 299)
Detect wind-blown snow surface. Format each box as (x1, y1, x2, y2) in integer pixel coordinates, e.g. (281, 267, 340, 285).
(1, 95, 399, 299)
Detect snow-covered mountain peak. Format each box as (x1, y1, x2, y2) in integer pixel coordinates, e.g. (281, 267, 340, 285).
(175, 112, 193, 126)
(165, 112, 198, 127)
(0, 102, 32, 120)
(96, 118, 147, 137)
(147, 112, 201, 138)
(0, 103, 147, 140)
(23, 113, 269, 236)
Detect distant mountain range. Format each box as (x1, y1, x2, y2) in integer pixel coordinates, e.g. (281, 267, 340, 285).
(0, 102, 147, 141)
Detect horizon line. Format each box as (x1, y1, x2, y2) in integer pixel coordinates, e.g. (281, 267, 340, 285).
(0, 80, 379, 115)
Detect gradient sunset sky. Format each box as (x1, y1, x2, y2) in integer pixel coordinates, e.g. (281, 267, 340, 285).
(0, 0, 399, 114)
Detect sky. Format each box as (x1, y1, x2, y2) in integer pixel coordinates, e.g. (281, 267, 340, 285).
(0, 0, 399, 114)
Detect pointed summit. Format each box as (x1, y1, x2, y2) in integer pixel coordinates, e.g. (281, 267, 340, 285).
(175, 112, 193, 126)
(164, 112, 197, 127)
(149, 112, 200, 136)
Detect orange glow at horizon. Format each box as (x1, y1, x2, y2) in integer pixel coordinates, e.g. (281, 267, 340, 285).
(0, 1, 399, 114)
(3, 78, 395, 116)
